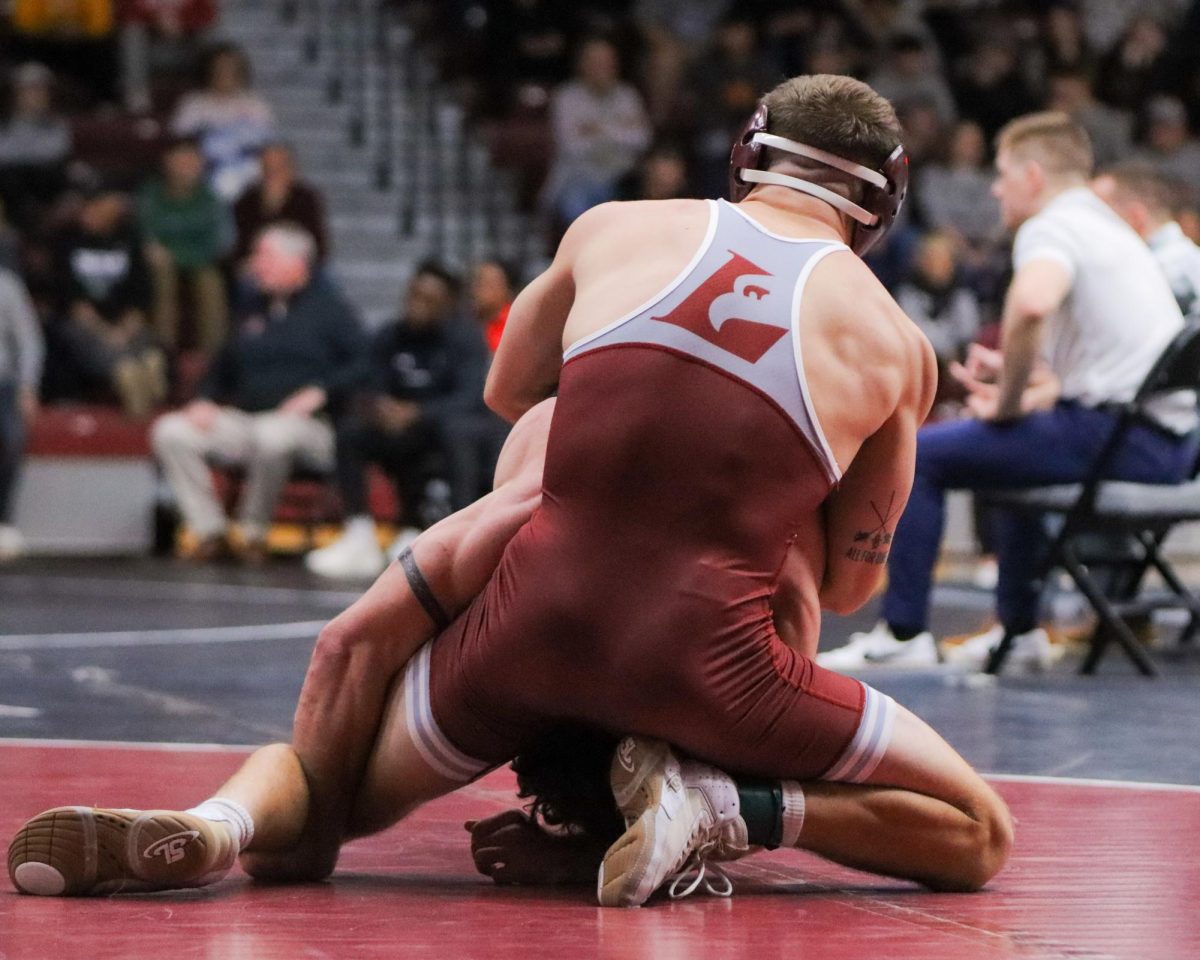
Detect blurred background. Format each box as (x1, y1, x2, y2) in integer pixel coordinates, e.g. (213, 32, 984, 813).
(1, 0, 1199, 564)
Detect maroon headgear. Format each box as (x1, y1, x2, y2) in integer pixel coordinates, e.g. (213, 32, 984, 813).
(728, 102, 908, 256)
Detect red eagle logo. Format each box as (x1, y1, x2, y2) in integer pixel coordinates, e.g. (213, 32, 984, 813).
(652, 250, 788, 364)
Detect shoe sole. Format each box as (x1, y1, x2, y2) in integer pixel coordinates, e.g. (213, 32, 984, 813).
(7, 807, 233, 896)
(597, 738, 676, 908)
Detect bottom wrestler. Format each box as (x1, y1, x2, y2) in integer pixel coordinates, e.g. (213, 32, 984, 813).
(8, 75, 1012, 906)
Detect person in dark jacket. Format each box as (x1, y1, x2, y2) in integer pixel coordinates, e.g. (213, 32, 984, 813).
(306, 261, 487, 579)
(151, 223, 365, 562)
(52, 185, 166, 418)
(232, 142, 329, 264)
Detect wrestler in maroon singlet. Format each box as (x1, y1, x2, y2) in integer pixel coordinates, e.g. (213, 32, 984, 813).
(411, 198, 896, 784)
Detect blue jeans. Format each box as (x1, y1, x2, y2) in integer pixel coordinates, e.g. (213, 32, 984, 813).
(882, 402, 1199, 635)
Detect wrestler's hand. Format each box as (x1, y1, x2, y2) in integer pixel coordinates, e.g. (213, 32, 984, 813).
(466, 810, 603, 886)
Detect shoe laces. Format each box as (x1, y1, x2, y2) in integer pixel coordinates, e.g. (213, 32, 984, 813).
(665, 839, 733, 900)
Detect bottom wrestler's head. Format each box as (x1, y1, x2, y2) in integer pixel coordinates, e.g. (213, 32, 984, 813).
(512, 724, 624, 842)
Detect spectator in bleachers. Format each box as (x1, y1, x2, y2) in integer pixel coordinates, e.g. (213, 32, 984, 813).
(895, 231, 982, 393)
(0, 266, 43, 562)
(9, 0, 119, 104)
(152, 223, 364, 564)
(305, 262, 487, 580)
(915, 120, 1000, 248)
(541, 36, 651, 230)
(1045, 69, 1132, 168)
(1133, 95, 1200, 199)
(631, 0, 731, 127)
(138, 135, 230, 352)
(953, 38, 1037, 141)
(686, 14, 779, 199)
(1093, 163, 1200, 318)
(0, 63, 71, 233)
(1040, 2, 1095, 78)
(1097, 14, 1173, 112)
(119, 0, 218, 114)
(868, 32, 957, 130)
(232, 142, 329, 265)
(472, 258, 515, 355)
(172, 42, 276, 203)
(478, 0, 579, 114)
(617, 141, 689, 201)
(432, 258, 516, 512)
(52, 184, 166, 418)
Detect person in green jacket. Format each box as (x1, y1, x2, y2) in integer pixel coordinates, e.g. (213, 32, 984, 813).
(138, 135, 231, 352)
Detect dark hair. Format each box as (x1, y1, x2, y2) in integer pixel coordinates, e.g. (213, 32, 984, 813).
(511, 724, 624, 841)
(201, 42, 252, 89)
(477, 258, 520, 292)
(414, 259, 462, 296)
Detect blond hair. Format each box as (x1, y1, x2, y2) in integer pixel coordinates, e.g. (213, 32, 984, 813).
(995, 111, 1093, 178)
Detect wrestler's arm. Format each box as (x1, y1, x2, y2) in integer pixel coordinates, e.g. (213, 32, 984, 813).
(484, 204, 612, 421)
(275, 401, 554, 877)
(819, 331, 937, 615)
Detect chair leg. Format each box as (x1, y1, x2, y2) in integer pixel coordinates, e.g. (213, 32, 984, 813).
(1062, 547, 1158, 677)
(984, 630, 1017, 675)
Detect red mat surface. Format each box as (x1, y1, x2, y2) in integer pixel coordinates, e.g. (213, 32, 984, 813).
(1, 742, 1197, 960)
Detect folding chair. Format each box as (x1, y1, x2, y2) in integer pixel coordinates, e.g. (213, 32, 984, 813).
(980, 321, 1200, 676)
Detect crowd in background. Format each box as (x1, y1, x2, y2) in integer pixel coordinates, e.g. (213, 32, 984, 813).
(3, 0, 1200, 565)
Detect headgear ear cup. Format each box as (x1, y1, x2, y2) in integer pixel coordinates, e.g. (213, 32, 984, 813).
(727, 102, 908, 256)
(728, 102, 770, 203)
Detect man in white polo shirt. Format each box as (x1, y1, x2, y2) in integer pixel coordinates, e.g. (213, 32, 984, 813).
(822, 112, 1199, 671)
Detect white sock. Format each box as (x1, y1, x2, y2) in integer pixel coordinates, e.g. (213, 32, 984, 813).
(186, 798, 256, 852)
(779, 781, 806, 848)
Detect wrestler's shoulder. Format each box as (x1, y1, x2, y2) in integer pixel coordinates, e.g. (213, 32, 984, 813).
(564, 199, 710, 240)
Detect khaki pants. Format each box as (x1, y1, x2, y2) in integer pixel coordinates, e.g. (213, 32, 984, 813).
(152, 407, 335, 542)
(150, 260, 229, 352)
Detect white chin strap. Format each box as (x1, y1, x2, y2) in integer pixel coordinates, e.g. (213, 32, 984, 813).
(738, 131, 883, 227)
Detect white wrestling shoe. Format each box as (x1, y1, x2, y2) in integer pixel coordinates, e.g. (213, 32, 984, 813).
(305, 518, 386, 580)
(7, 806, 237, 896)
(942, 625, 1056, 672)
(817, 621, 941, 671)
(597, 736, 746, 907)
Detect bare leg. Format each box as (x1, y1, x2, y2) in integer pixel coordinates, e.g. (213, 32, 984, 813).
(246, 400, 555, 877)
(795, 706, 1012, 891)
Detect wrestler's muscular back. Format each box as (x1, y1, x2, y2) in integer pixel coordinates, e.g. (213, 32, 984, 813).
(549, 197, 935, 627)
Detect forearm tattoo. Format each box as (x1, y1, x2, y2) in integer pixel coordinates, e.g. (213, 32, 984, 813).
(845, 491, 897, 566)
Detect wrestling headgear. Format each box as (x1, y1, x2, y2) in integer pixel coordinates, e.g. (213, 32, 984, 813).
(728, 102, 908, 256)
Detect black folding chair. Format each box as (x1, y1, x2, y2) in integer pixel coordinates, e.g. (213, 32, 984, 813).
(980, 321, 1200, 676)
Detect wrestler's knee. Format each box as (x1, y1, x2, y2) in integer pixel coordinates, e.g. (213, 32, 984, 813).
(931, 789, 1014, 893)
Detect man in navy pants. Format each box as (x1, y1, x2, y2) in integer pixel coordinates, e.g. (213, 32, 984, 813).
(821, 111, 1198, 671)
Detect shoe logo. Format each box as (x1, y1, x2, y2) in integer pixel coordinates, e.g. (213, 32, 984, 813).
(143, 830, 200, 865)
(617, 738, 638, 774)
